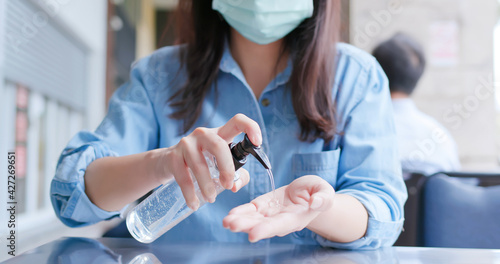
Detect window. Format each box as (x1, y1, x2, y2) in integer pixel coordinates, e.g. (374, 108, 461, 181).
(1, 0, 86, 241)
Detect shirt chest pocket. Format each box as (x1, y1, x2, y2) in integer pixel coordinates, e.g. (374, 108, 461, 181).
(291, 148, 341, 184)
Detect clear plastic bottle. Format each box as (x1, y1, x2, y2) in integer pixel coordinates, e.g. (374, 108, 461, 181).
(126, 134, 271, 243)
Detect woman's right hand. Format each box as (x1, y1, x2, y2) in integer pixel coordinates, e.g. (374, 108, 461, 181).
(151, 114, 262, 211)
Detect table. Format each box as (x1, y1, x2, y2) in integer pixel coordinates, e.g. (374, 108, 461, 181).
(4, 237, 500, 263)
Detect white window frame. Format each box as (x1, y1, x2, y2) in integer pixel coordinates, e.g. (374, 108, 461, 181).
(1, 0, 112, 259)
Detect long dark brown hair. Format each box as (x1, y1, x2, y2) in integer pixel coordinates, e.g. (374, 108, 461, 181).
(169, 0, 340, 143)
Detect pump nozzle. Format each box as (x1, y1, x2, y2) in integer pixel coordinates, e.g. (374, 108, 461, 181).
(230, 134, 272, 170)
(245, 137, 272, 170)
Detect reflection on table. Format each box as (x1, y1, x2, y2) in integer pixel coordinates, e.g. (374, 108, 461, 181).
(4, 237, 500, 264)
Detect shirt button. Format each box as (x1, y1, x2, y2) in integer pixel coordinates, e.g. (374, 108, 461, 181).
(261, 98, 270, 107)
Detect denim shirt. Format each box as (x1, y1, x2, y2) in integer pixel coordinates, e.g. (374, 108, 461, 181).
(51, 43, 407, 249)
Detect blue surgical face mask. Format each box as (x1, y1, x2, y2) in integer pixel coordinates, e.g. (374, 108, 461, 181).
(212, 0, 314, 45)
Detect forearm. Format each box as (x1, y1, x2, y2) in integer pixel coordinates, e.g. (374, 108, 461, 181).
(84, 149, 165, 212)
(306, 194, 368, 243)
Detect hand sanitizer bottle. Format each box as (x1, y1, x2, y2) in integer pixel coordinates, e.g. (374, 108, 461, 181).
(126, 134, 271, 243)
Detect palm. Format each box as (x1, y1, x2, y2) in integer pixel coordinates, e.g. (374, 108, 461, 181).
(223, 175, 335, 242)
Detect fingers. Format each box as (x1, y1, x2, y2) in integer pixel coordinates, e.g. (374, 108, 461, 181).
(170, 154, 200, 210)
(287, 175, 335, 209)
(171, 114, 262, 208)
(224, 204, 306, 242)
(180, 137, 217, 203)
(217, 114, 262, 146)
(231, 169, 250, 193)
(222, 176, 337, 243)
(223, 214, 263, 233)
(248, 213, 303, 242)
(228, 201, 258, 215)
(224, 202, 264, 233)
(193, 128, 235, 189)
(309, 193, 332, 212)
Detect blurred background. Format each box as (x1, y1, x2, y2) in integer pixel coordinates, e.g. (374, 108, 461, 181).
(0, 0, 499, 259)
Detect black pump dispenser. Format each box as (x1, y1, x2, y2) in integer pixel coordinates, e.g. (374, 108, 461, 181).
(230, 134, 271, 171)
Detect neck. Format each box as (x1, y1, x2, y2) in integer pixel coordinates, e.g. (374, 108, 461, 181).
(391, 91, 410, 99)
(229, 29, 289, 99)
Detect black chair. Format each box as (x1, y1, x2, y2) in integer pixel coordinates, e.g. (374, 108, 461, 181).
(394, 172, 426, 246)
(395, 172, 500, 248)
(420, 172, 500, 248)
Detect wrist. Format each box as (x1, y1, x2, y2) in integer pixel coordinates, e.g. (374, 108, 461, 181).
(145, 148, 171, 186)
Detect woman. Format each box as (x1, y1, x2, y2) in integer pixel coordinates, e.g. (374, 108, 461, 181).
(51, 0, 406, 249)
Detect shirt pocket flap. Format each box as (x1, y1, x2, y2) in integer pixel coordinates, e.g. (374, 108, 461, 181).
(291, 148, 341, 182)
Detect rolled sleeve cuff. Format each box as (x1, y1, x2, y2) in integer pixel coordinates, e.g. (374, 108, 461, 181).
(312, 189, 404, 249)
(51, 140, 127, 227)
(51, 181, 127, 227)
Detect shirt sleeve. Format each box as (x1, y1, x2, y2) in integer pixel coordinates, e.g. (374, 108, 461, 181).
(313, 57, 407, 249)
(50, 57, 160, 227)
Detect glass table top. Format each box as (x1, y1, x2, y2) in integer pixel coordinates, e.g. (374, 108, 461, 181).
(3, 237, 500, 264)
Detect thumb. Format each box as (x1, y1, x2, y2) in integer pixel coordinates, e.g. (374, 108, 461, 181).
(309, 193, 333, 212)
(231, 168, 250, 193)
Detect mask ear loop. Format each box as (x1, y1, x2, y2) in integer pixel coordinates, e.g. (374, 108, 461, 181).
(215, 12, 225, 22)
(212, 4, 226, 22)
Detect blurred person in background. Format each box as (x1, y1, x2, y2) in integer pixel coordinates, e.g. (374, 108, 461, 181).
(373, 33, 461, 176)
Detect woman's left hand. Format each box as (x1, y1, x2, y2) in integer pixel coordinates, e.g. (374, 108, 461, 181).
(223, 175, 335, 242)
